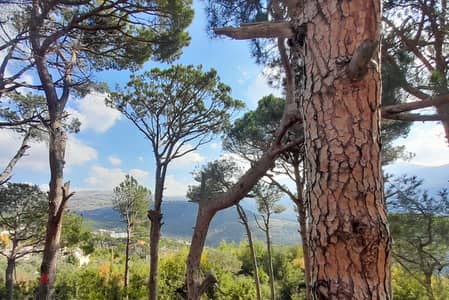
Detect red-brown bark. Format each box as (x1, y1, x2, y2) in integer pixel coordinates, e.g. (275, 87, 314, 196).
(296, 1, 391, 298)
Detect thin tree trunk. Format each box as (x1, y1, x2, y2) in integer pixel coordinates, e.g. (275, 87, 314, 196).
(148, 163, 165, 300)
(0, 129, 31, 185)
(292, 160, 311, 300)
(236, 204, 262, 300)
(186, 205, 216, 300)
(264, 218, 275, 300)
(296, 1, 391, 298)
(148, 209, 161, 300)
(124, 224, 131, 297)
(5, 256, 15, 300)
(424, 272, 435, 300)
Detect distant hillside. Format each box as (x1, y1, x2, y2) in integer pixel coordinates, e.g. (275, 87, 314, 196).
(384, 163, 449, 195)
(69, 163, 448, 246)
(71, 194, 300, 246)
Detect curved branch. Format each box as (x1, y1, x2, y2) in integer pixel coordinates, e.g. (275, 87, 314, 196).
(382, 94, 449, 114)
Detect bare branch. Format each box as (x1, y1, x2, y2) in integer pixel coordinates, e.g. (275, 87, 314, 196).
(0, 129, 31, 185)
(382, 94, 449, 115)
(214, 21, 295, 40)
(383, 112, 449, 122)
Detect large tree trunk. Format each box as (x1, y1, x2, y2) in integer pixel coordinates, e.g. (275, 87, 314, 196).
(236, 204, 262, 300)
(296, 1, 391, 299)
(36, 120, 69, 300)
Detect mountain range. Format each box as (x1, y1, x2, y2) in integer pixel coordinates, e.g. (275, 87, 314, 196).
(69, 193, 301, 246)
(68, 163, 448, 246)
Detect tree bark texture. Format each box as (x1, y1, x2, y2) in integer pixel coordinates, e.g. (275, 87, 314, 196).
(297, 1, 391, 299)
(236, 204, 262, 300)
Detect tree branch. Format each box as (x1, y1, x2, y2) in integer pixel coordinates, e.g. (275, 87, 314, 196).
(347, 39, 378, 80)
(0, 130, 31, 185)
(214, 21, 295, 40)
(198, 273, 218, 296)
(383, 112, 449, 122)
(382, 94, 449, 114)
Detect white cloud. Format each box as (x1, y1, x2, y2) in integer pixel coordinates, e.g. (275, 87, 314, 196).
(68, 92, 121, 133)
(0, 130, 97, 173)
(85, 165, 150, 190)
(164, 175, 193, 197)
(66, 137, 98, 167)
(246, 70, 282, 107)
(395, 123, 449, 166)
(129, 168, 150, 181)
(108, 155, 122, 166)
(169, 144, 205, 170)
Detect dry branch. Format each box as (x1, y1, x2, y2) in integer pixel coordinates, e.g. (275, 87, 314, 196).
(214, 21, 294, 40)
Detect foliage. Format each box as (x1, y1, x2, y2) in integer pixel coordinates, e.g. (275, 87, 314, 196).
(0, 183, 47, 254)
(1, 0, 193, 92)
(254, 182, 285, 216)
(112, 175, 151, 230)
(61, 211, 94, 254)
(3, 234, 448, 299)
(224, 94, 286, 160)
(387, 175, 449, 298)
(187, 159, 241, 203)
(109, 65, 244, 164)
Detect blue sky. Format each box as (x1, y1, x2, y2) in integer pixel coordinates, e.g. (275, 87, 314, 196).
(1, 1, 449, 197)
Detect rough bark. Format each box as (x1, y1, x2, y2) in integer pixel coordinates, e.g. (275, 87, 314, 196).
(296, 1, 391, 299)
(236, 204, 262, 300)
